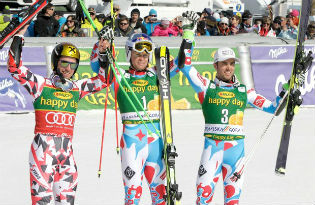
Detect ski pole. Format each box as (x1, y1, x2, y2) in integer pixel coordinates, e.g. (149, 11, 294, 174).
(231, 95, 287, 182)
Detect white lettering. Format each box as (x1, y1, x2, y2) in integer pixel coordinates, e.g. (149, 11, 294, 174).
(269, 47, 288, 59)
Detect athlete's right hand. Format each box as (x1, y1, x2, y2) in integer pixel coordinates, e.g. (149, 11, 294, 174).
(99, 25, 114, 41)
(182, 11, 199, 31)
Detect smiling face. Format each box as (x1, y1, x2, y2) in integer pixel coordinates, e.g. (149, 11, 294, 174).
(130, 50, 150, 71)
(214, 58, 236, 82)
(57, 56, 77, 79)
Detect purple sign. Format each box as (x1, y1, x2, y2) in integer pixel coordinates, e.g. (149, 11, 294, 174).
(250, 45, 315, 105)
(0, 47, 47, 112)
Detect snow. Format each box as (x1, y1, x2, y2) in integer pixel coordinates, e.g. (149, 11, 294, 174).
(0, 108, 314, 205)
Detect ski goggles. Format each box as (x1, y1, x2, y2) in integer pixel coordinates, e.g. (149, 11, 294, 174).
(134, 41, 153, 53)
(52, 75, 74, 92)
(60, 60, 78, 70)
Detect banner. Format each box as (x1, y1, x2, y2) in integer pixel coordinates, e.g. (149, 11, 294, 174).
(250, 45, 315, 105)
(0, 47, 46, 112)
(76, 47, 241, 110)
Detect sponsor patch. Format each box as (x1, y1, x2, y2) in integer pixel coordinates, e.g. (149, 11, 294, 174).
(218, 91, 235, 98)
(124, 166, 135, 180)
(198, 165, 207, 177)
(54, 92, 73, 100)
(132, 80, 149, 87)
(253, 96, 266, 108)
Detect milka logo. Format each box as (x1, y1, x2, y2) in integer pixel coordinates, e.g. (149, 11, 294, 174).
(0, 79, 14, 90)
(0, 50, 9, 61)
(218, 91, 235, 98)
(269, 47, 288, 59)
(275, 65, 315, 96)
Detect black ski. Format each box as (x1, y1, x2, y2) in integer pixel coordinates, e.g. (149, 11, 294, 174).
(155, 46, 182, 205)
(275, 0, 313, 175)
(0, 0, 50, 49)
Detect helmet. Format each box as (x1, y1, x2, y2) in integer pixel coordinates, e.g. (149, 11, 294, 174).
(125, 33, 154, 63)
(51, 42, 80, 77)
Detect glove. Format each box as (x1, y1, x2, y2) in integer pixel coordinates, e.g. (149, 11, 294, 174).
(182, 11, 199, 42)
(99, 25, 114, 41)
(182, 11, 199, 31)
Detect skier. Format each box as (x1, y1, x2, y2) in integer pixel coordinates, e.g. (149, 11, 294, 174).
(7, 25, 109, 204)
(178, 14, 287, 205)
(90, 13, 199, 204)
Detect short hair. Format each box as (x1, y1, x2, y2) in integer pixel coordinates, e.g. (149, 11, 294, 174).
(118, 15, 129, 24)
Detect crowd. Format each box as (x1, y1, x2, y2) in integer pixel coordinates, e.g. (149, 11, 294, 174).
(1, 3, 315, 40)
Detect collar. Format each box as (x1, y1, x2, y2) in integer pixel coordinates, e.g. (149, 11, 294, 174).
(128, 67, 147, 76)
(214, 75, 240, 88)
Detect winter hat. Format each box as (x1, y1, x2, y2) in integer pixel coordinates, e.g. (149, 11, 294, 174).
(220, 17, 229, 25)
(214, 47, 239, 63)
(131, 8, 140, 16)
(88, 7, 96, 14)
(203, 8, 212, 16)
(161, 17, 170, 25)
(213, 12, 220, 22)
(149, 9, 157, 16)
(290, 9, 299, 17)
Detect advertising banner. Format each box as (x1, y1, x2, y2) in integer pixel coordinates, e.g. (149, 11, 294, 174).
(250, 45, 315, 105)
(0, 47, 47, 112)
(76, 47, 241, 110)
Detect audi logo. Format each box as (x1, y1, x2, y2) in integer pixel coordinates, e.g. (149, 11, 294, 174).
(45, 112, 76, 126)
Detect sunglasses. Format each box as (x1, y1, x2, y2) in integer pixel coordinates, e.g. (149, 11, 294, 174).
(60, 60, 78, 70)
(220, 23, 228, 25)
(150, 15, 157, 17)
(120, 22, 128, 26)
(52, 75, 73, 92)
(134, 41, 153, 53)
(48, 8, 54, 11)
(89, 12, 95, 15)
(114, 8, 120, 12)
(67, 20, 74, 23)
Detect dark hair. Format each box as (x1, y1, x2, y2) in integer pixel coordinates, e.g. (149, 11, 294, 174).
(66, 15, 78, 27)
(131, 8, 140, 16)
(242, 10, 252, 20)
(118, 15, 129, 24)
(43, 3, 54, 13)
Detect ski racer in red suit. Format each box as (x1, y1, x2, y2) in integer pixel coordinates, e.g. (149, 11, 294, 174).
(7, 26, 109, 205)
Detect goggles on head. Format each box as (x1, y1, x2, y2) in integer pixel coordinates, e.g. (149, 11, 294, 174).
(133, 41, 153, 53)
(52, 75, 73, 92)
(60, 60, 78, 70)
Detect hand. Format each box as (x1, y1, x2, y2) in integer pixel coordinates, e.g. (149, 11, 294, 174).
(182, 11, 199, 31)
(99, 25, 114, 41)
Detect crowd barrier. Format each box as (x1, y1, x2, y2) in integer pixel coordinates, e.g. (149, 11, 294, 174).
(0, 36, 314, 112)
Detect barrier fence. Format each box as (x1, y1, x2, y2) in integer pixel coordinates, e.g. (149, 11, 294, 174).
(0, 44, 314, 112)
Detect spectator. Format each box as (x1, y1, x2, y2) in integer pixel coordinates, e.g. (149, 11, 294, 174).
(217, 17, 231, 36)
(205, 16, 219, 36)
(97, 14, 106, 25)
(306, 21, 315, 40)
(230, 15, 241, 35)
(81, 7, 103, 37)
(114, 15, 134, 37)
(152, 17, 178, 36)
(239, 10, 258, 33)
(170, 16, 183, 36)
(259, 16, 276, 37)
(34, 3, 59, 37)
(213, 12, 221, 22)
(129, 8, 147, 34)
(53, 11, 66, 36)
(196, 20, 210, 36)
(102, 3, 123, 27)
(278, 14, 298, 39)
(289, 9, 299, 26)
(272, 16, 282, 36)
(200, 8, 212, 21)
(143, 9, 159, 36)
(0, 5, 11, 32)
(60, 15, 85, 37)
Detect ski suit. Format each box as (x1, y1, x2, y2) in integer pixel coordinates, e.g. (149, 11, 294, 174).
(7, 40, 108, 205)
(91, 42, 180, 205)
(180, 43, 281, 205)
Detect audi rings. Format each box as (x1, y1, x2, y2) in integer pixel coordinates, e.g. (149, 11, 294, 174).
(45, 112, 75, 126)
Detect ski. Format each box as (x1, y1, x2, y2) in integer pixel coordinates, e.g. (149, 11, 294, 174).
(0, 0, 50, 49)
(155, 46, 182, 205)
(275, 0, 313, 175)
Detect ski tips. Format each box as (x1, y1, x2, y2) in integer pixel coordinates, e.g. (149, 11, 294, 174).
(98, 170, 102, 178)
(275, 167, 286, 176)
(116, 147, 120, 154)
